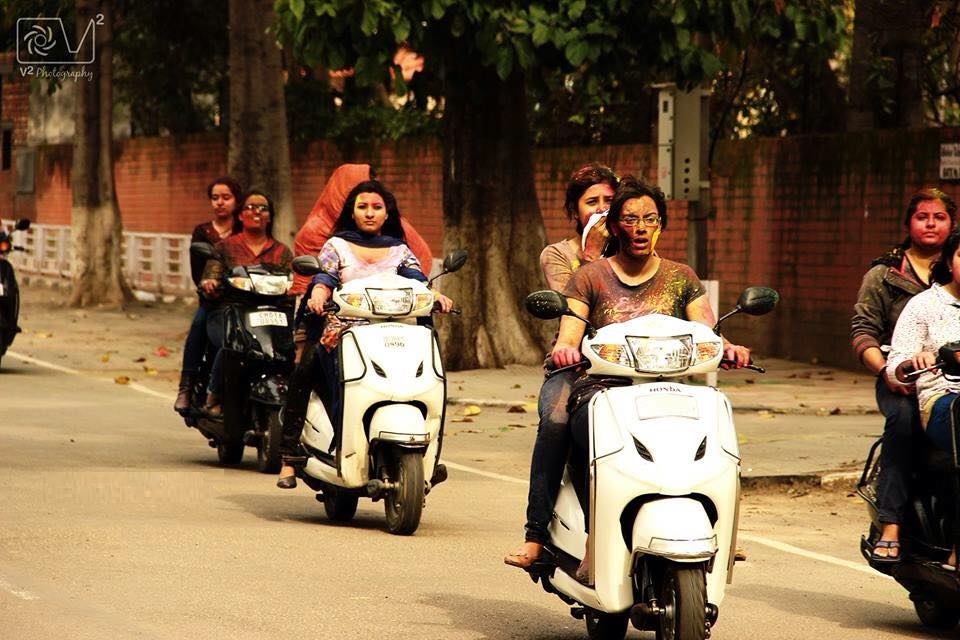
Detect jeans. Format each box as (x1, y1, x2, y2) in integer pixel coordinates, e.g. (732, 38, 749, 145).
(569, 401, 592, 532)
(925, 393, 958, 452)
(874, 377, 922, 524)
(205, 308, 226, 397)
(180, 304, 208, 375)
(523, 370, 576, 544)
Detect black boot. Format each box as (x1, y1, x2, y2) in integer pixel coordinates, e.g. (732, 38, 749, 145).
(174, 372, 194, 415)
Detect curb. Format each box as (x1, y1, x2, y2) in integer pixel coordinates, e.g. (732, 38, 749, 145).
(447, 397, 878, 416)
(741, 470, 862, 490)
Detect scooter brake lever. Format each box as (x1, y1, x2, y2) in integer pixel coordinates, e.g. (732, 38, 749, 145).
(545, 359, 590, 379)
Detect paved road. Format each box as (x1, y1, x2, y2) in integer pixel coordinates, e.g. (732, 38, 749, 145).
(0, 355, 933, 640)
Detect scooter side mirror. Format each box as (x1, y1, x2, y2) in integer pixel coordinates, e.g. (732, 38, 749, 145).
(442, 249, 468, 274)
(292, 255, 322, 277)
(737, 287, 780, 316)
(14, 218, 30, 231)
(525, 290, 567, 320)
(939, 341, 960, 378)
(190, 242, 215, 259)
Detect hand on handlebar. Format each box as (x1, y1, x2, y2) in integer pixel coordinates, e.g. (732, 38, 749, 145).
(433, 293, 455, 314)
(719, 342, 751, 370)
(199, 279, 220, 298)
(551, 345, 583, 369)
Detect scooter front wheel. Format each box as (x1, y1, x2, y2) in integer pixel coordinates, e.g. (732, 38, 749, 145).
(585, 609, 628, 640)
(383, 450, 424, 536)
(656, 564, 706, 640)
(255, 407, 282, 474)
(915, 598, 960, 630)
(216, 440, 244, 465)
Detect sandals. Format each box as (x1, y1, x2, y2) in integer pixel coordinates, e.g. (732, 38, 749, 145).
(504, 542, 543, 569)
(870, 539, 901, 564)
(574, 562, 593, 587)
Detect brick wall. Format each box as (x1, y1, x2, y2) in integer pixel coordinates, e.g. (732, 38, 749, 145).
(4, 127, 959, 369)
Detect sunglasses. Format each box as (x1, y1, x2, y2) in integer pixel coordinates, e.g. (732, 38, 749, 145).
(243, 203, 270, 214)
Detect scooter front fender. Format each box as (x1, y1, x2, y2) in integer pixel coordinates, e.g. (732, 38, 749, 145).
(369, 404, 430, 446)
(632, 497, 717, 562)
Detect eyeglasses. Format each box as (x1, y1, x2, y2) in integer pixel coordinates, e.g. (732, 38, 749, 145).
(243, 204, 270, 214)
(620, 213, 660, 228)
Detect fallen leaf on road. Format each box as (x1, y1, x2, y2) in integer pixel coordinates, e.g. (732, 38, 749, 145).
(756, 410, 774, 419)
(114, 375, 130, 385)
(745, 379, 755, 384)
(829, 407, 842, 415)
(142, 366, 158, 376)
(734, 548, 747, 561)
(35, 332, 53, 339)
(511, 383, 521, 389)
(508, 423, 527, 428)
(99, 354, 110, 363)
(460, 429, 479, 434)
(133, 356, 147, 363)
(463, 405, 482, 416)
(153, 346, 170, 357)
(508, 405, 527, 413)
(451, 417, 474, 423)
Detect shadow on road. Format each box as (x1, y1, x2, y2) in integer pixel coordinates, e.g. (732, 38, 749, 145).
(734, 583, 953, 638)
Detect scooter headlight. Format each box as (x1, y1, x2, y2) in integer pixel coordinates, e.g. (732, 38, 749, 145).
(590, 343, 634, 368)
(248, 273, 291, 295)
(625, 335, 694, 374)
(227, 276, 254, 291)
(366, 288, 414, 315)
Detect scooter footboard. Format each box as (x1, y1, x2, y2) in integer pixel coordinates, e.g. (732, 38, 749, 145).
(632, 498, 717, 561)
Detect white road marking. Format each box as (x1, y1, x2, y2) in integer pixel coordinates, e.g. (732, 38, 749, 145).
(8, 350, 173, 401)
(443, 461, 528, 485)
(0, 576, 39, 601)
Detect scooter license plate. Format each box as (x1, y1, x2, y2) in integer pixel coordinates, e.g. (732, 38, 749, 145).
(248, 310, 287, 327)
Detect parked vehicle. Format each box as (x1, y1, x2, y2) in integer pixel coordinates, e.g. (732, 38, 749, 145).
(286, 249, 466, 535)
(859, 342, 960, 631)
(0, 218, 30, 369)
(181, 242, 295, 471)
(520, 286, 778, 640)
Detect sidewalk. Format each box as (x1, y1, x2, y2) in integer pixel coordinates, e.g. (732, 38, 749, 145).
(7, 285, 881, 487)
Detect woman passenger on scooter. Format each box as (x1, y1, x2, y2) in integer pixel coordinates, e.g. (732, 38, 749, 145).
(276, 180, 453, 488)
(887, 230, 960, 568)
(174, 176, 243, 414)
(852, 188, 956, 563)
(199, 190, 293, 417)
(555, 176, 750, 583)
(505, 162, 618, 569)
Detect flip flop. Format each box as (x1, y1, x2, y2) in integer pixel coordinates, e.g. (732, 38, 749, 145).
(870, 540, 901, 564)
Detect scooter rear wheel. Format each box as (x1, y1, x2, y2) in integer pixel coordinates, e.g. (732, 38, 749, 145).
(216, 440, 244, 465)
(915, 598, 960, 629)
(656, 564, 706, 640)
(322, 485, 359, 522)
(585, 609, 628, 640)
(383, 451, 424, 536)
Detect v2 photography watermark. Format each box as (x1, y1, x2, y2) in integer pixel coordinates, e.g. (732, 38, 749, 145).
(16, 15, 102, 82)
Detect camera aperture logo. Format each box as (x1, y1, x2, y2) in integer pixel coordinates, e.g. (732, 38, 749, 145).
(17, 15, 102, 82)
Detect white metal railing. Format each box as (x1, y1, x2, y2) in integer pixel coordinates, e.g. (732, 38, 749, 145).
(2, 219, 193, 294)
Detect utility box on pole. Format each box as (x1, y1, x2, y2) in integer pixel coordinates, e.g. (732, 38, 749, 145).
(655, 84, 710, 277)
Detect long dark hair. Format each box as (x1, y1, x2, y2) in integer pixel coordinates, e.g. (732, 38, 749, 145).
(564, 162, 619, 234)
(333, 180, 406, 240)
(603, 175, 668, 256)
(899, 187, 958, 250)
(931, 231, 960, 285)
(234, 189, 275, 238)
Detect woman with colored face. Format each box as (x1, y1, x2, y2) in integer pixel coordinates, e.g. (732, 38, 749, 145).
(886, 231, 960, 568)
(276, 180, 454, 489)
(174, 176, 243, 415)
(536, 176, 749, 583)
(198, 191, 293, 416)
(852, 188, 957, 563)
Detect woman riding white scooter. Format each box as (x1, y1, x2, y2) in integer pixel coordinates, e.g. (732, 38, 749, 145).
(549, 176, 750, 583)
(276, 180, 454, 488)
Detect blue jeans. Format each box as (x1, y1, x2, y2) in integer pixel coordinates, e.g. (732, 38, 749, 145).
(925, 393, 958, 452)
(180, 305, 208, 375)
(874, 377, 922, 524)
(523, 370, 576, 544)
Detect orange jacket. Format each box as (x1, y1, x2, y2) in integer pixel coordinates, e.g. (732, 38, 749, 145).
(291, 164, 434, 294)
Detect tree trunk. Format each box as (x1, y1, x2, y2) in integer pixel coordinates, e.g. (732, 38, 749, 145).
(227, 0, 295, 246)
(437, 42, 553, 369)
(70, 0, 131, 307)
(847, 0, 933, 130)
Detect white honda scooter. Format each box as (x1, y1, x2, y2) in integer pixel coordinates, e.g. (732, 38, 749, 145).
(288, 250, 466, 535)
(522, 286, 778, 640)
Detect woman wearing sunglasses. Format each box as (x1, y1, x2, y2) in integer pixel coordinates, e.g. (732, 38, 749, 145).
(199, 190, 293, 416)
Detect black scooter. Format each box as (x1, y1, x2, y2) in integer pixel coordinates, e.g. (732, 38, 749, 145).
(0, 218, 30, 369)
(182, 243, 295, 471)
(858, 343, 960, 630)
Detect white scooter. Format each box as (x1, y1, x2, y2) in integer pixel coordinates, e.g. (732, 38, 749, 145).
(522, 286, 778, 640)
(288, 250, 466, 535)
